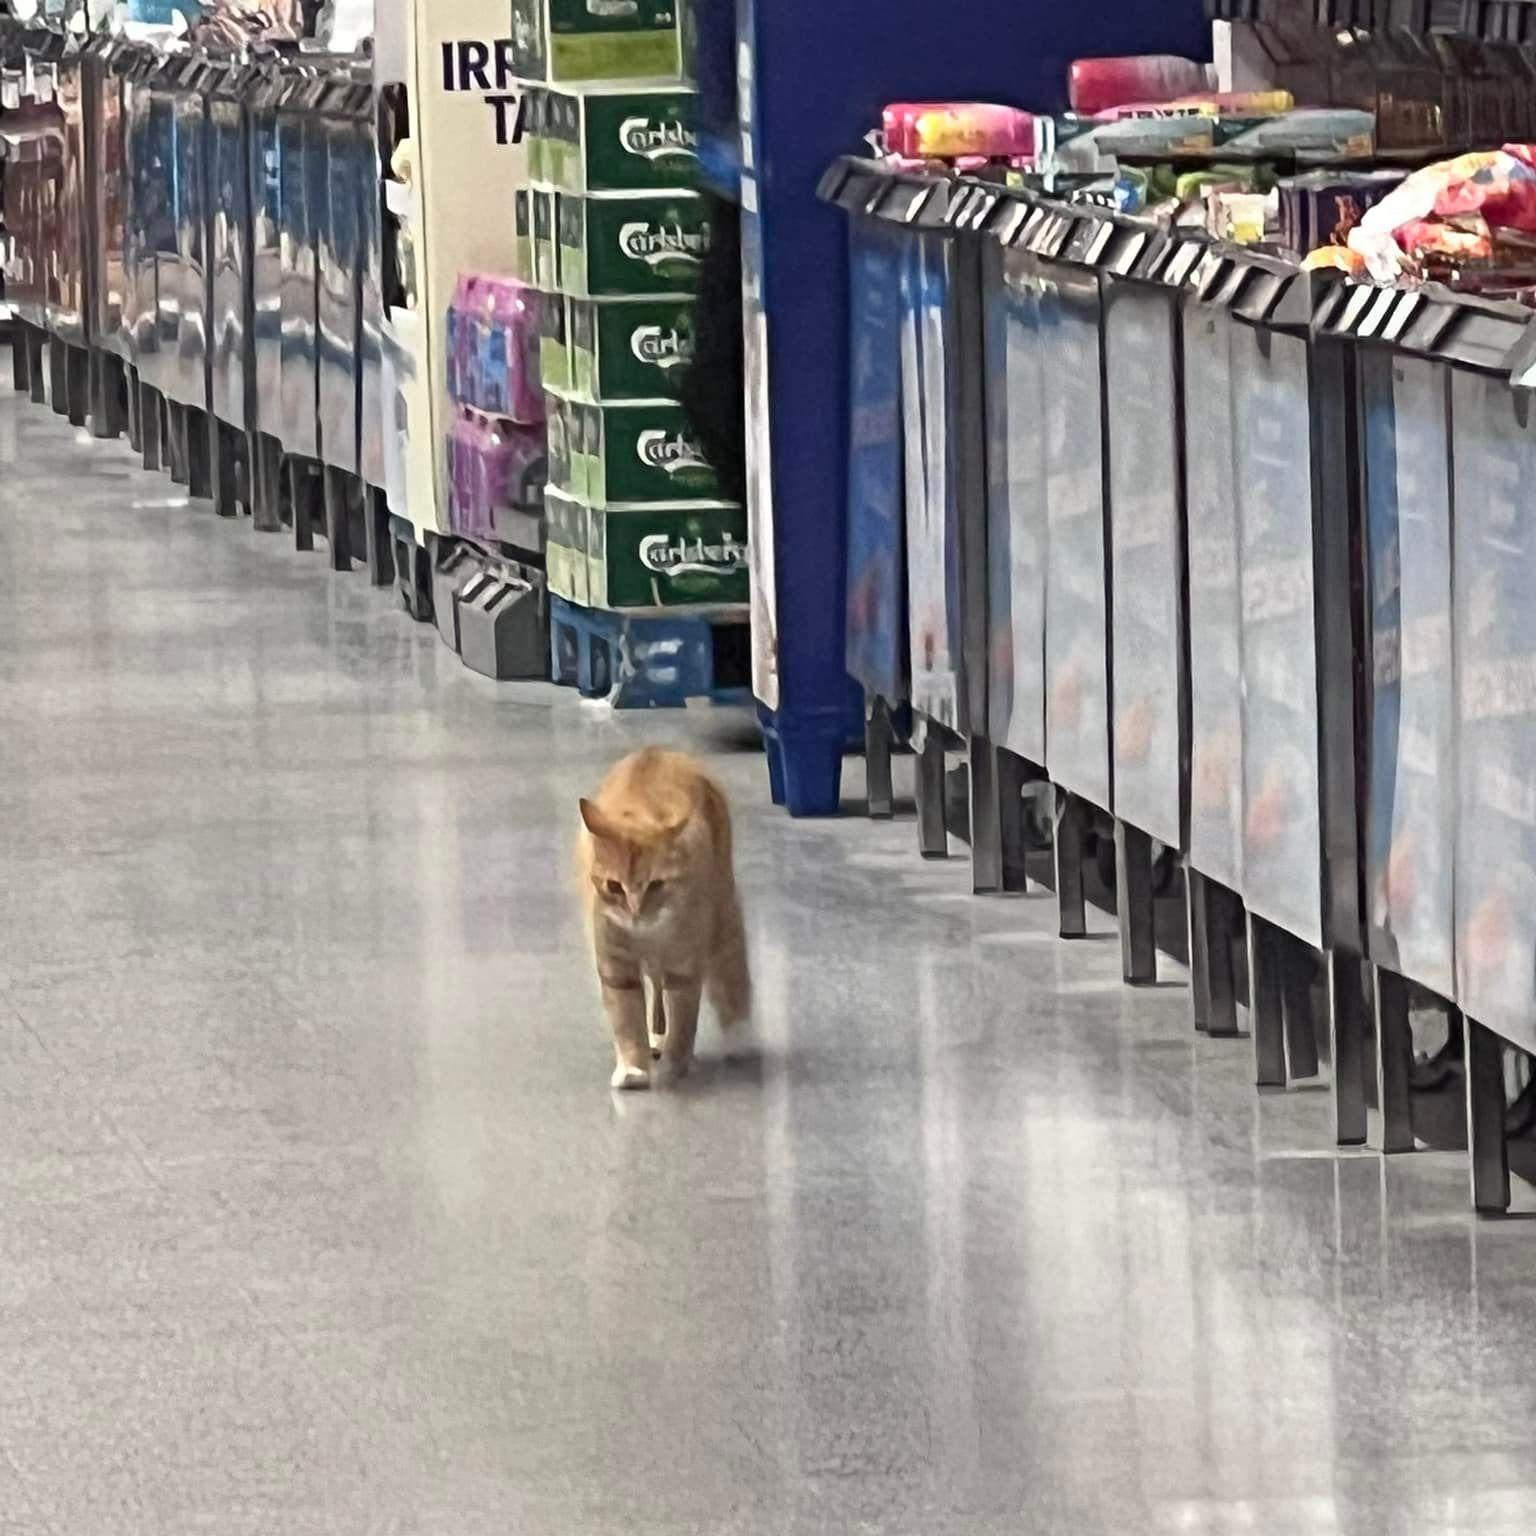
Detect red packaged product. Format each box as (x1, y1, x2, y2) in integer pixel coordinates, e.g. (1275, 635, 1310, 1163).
(1068, 55, 1213, 117)
(881, 102, 1035, 161)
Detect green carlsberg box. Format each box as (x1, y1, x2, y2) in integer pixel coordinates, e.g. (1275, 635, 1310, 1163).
(557, 191, 709, 298)
(579, 400, 720, 505)
(589, 502, 750, 612)
(544, 85, 699, 194)
(510, 0, 682, 82)
(570, 297, 695, 401)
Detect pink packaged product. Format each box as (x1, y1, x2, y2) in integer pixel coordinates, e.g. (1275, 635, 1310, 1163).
(1068, 56, 1215, 118)
(448, 410, 548, 544)
(882, 102, 1035, 161)
(447, 274, 544, 425)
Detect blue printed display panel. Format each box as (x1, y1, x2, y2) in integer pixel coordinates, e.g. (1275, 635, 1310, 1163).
(1233, 324, 1323, 950)
(984, 245, 1047, 766)
(901, 231, 964, 731)
(1361, 351, 1456, 1000)
(1453, 369, 1536, 1050)
(1042, 265, 1111, 811)
(844, 217, 909, 706)
(1184, 305, 1244, 892)
(1106, 281, 1183, 849)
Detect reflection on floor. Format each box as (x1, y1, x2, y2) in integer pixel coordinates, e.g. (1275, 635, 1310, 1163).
(3, 372, 1536, 1534)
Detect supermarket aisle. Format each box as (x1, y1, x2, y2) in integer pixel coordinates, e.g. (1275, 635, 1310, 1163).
(3, 375, 1536, 1536)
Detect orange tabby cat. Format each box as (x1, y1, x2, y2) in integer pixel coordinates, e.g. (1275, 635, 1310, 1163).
(577, 748, 751, 1089)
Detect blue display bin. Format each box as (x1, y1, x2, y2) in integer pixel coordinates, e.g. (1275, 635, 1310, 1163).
(1328, 283, 1536, 1209)
(818, 161, 1002, 859)
(737, 0, 1209, 817)
(836, 172, 910, 715)
(984, 198, 1205, 971)
(838, 168, 912, 821)
(1181, 252, 1365, 1141)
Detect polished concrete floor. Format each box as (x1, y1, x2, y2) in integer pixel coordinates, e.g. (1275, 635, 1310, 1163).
(4, 371, 1536, 1534)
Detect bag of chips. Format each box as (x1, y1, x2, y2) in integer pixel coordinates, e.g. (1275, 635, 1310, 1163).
(1348, 148, 1536, 278)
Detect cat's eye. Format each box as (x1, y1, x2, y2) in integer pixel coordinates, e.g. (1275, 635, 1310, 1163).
(604, 880, 624, 899)
(647, 880, 667, 896)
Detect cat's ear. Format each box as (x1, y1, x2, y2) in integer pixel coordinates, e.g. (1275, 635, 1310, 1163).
(580, 799, 621, 843)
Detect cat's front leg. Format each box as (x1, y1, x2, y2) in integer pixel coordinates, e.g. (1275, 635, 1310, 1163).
(661, 977, 703, 1078)
(601, 969, 652, 1091)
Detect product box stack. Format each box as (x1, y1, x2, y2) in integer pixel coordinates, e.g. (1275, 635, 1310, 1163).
(509, 0, 749, 618)
(444, 273, 549, 555)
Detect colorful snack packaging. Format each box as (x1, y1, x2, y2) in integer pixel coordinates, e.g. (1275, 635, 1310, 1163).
(446, 276, 544, 425)
(1301, 244, 1366, 274)
(1348, 148, 1536, 279)
(1050, 113, 1216, 175)
(1068, 55, 1213, 117)
(1095, 90, 1294, 122)
(881, 102, 1035, 161)
(1217, 108, 1376, 160)
(448, 411, 548, 543)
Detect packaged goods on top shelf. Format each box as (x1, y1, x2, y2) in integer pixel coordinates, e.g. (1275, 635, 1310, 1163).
(1068, 54, 1215, 116)
(882, 103, 1036, 162)
(1047, 105, 1376, 176)
(1092, 90, 1294, 122)
(1331, 146, 1536, 287)
(1207, 6, 1536, 149)
(1277, 169, 1406, 257)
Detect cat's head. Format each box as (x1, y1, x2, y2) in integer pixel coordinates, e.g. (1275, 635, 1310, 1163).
(579, 798, 688, 925)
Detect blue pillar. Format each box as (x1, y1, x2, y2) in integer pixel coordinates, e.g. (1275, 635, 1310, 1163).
(737, 0, 1209, 816)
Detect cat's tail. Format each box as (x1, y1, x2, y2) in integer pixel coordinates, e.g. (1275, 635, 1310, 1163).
(708, 890, 752, 1031)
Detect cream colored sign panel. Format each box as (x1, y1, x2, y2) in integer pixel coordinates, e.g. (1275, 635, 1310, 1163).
(408, 0, 529, 533)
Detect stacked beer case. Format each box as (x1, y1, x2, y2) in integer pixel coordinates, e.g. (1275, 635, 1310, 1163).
(510, 1, 748, 622)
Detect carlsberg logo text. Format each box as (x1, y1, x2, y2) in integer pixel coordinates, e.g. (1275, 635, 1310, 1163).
(619, 115, 699, 163)
(631, 326, 692, 370)
(639, 533, 748, 578)
(637, 430, 709, 475)
(619, 222, 707, 268)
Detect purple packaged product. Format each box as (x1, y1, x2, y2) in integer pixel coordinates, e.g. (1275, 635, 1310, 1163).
(448, 410, 549, 542)
(450, 274, 544, 423)
(448, 275, 483, 404)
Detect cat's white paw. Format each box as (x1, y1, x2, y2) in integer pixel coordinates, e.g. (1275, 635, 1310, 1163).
(611, 1065, 651, 1092)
